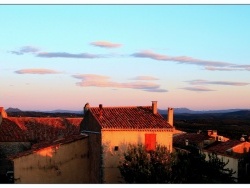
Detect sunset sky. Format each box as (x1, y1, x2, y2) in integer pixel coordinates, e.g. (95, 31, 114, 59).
(1, 5, 250, 111)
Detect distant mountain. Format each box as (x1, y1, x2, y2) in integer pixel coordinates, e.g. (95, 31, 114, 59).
(6, 107, 22, 112)
(45, 109, 83, 114)
(159, 108, 249, 115)
(5, 107, 249, 116)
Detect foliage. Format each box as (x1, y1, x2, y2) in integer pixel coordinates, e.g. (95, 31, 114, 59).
(205, 153, 236, 183)
(238, 152, 250, 183)
(172, 149, 236, 183)
(119, 144, 236, 183)
(118, 144, 174, 183)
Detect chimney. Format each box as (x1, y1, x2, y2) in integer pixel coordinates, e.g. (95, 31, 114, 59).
(99, 104, 103, 117)
(83, 103, 90, 115)
(167, 107, 174, 126)
(152, 101, 157, 114)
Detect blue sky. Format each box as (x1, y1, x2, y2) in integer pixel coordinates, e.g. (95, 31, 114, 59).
(1, 5, 250, 111)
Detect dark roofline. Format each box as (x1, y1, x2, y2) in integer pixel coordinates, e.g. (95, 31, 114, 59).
(8, 134, 88, 160)
(101, 128, 173, 131)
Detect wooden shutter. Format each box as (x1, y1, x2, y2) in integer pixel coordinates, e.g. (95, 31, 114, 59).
(145, 134, 156, 151)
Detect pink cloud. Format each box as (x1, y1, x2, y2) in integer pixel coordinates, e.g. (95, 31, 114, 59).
(15, 69, 61, 74)
(72, 74, 110, 81)
(131, 76, 159, 80)
(90, 41, 122, 48)
(72, 74, 167, 92)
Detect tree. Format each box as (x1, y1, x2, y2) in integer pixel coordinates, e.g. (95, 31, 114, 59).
(171, 148, 236, 183)
(204, 153, 236, 183)
(119, 144, 236, 183)
(118, 144, 174, 183)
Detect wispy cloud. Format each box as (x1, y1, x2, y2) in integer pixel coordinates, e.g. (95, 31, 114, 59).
(72, 74, 167, 93)
(10, 46, 104, 59)
(205, 67, 241, 71)
(144, 88, 168, 92)
(131, 76, 159, 80)
(10, 46, 40, 55)
(131, 50, 233, 67)
(36, 52, 102, 59)
(205, 65, 250, 71)
(132, 50, 169, 61)
(72, 74, 110, 80)
(90, 41, 122, 48)
(15, 68, 61, 74)
(186, 79, 250, 86)
(181, 86, 215, 92)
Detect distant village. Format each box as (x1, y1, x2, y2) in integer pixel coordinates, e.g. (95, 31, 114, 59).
(0, 101, 250, 183)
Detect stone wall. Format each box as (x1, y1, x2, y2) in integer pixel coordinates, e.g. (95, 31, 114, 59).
(12, 137, 89, 183)
(83, 112, 102, 183)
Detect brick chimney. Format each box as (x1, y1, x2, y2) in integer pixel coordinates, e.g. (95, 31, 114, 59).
(99, 104, 103, 117)
(152, 101, 157, 114)
(167, 107, 174, 126)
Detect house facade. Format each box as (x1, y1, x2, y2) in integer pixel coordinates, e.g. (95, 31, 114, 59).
(9, 135, 89, 184)
(0, 117, 83, 183)
(203, 140, 250, 181)
(80, 101, 174, 183)
(173, 130, 250, 182)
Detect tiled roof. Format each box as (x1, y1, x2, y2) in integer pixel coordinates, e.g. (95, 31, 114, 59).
(88, 106, 173, 130)
(0, 118, 28, 141)
(203, 140, 242, 155)
(0, 117, 82, 142)
(173, 133, 212, 148)
(8, 134, 87, 160)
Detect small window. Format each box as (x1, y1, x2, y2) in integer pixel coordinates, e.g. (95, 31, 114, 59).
(114, 146, 119, 151)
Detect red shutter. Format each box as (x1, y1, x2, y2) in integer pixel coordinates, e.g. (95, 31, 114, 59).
(145, 134, 156, 151)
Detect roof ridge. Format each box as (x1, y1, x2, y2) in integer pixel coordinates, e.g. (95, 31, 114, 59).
(90, 105, 151, 108)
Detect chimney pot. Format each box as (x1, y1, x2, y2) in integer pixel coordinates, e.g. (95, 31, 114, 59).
(99, 104, 103, 109)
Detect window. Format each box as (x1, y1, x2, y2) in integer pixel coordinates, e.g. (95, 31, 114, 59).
(114, 146, 119, 151)
(145, 134, 156, 151)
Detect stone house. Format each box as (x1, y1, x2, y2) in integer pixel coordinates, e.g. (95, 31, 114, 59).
(80, 101, 174, 183)
(173, 130, 250, 182)
(173, 130, 230, 152)
(203, 140, 250, 181)
(0, 117, 83, 183)
(9, 134, 89, 183)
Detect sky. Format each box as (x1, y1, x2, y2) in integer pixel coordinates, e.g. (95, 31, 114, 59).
(1, 4, 250, 111)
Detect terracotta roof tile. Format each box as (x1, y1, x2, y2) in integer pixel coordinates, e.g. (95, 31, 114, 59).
(173, 133, 212, 148)
(0, 118, 28, 142)
(0, 117, 82, 142)
(203, 140, 242, 154)
(89, 106, 172, 130)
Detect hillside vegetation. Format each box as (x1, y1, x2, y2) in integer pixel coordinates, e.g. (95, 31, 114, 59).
(172, 110, 250, 140)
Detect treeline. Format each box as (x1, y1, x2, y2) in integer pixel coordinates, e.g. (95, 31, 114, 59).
(173, 110, 250, 140)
